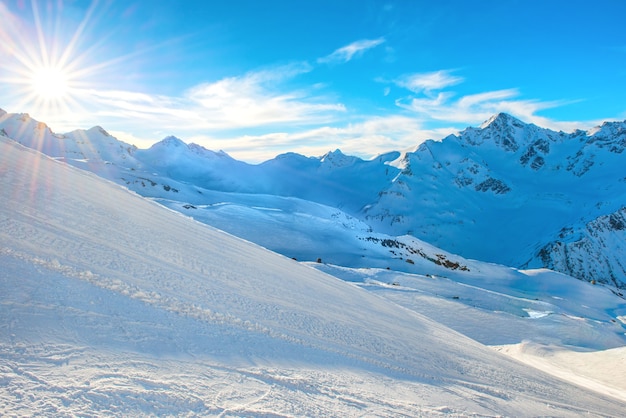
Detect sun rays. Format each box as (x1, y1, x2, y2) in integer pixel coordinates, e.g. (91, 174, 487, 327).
(0, 0, 117, 129)
(2, 4, 65, 107)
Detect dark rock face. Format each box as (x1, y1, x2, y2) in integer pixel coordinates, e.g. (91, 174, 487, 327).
(475, 178, 511, 194)
(535, 208, 626, 288)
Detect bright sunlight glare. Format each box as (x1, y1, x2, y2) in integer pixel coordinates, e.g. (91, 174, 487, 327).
(31, 67, 69, 100)
(0, 0, 114, 127)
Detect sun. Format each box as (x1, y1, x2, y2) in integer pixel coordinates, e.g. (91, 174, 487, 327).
(30, 67, 70, 100)
(2, 0, 152, 127)
(1, 0, 110, 120)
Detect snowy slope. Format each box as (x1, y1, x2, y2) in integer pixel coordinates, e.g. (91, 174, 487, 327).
(309, 264, 626, 351)
(309, 263, 626, 402)
(2, 109, 626, 289)
(0, 111, 137, 167)
(2, 138, 626, 415)
(364, 113, 626, 286)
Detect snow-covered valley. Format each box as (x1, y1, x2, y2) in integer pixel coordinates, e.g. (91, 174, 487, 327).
(2, 111, 626, 416)
(2, 109, 625, 288)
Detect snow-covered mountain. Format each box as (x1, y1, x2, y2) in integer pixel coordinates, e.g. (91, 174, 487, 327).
(1, 109, 625, 289)
(365, 112, 626, 287)
(3, 123, 626, 416)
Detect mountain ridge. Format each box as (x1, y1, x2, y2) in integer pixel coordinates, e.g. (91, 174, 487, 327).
(3, 130, 626, 415)
(1, 108, 625, 288)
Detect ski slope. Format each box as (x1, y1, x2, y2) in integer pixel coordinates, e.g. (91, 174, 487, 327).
(311, 263, 626, 404)
(2, 110, 626, 287)
(2, 134, 626, 415)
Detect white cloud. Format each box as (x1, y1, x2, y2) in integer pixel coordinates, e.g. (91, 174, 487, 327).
(185, 63, 344, 127)
(393, 72, 599, 132)
(396, 88, 520, 123)
(186, 115, 452, 163)
(82, 63, 345, 133)
(456, 89, 519, 109)
(395, 70, 463, 93)
(318, 38, 385, 64)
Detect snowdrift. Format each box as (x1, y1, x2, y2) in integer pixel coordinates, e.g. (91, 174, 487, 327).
(1, 136, 625, 416)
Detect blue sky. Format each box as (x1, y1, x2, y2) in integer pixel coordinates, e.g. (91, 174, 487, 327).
(1, 0, 625, 162)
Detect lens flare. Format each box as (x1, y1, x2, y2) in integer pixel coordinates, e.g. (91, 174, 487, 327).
(0, 0, 182, 133)
(0, 0, 108, 128)
(31, 67, 69, 100)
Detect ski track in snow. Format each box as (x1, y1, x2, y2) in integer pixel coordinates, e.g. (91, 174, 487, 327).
(2, 137, 626, 416)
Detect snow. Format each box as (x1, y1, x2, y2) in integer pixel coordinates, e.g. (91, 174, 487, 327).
(310, 264, 626, 350)
(3, 137, 626, 416)
(4, 109, 626, 287)
(307, 262, 626, 409)
(363, 114, 626, 284)
(493, 343, 626, 404)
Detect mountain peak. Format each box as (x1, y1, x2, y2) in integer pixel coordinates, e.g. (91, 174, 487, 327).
(156, 135, 187, 148)
(588, 119, 626, 136)
(188, 143, 234, 160)
(320, 149, 359, 168)
(87, 126, 112, 137)
(480, 113, 524, 129)
(321, 149, 345, 159)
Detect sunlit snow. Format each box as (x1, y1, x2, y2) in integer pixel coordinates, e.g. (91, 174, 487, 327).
(1, 113, 626, 416)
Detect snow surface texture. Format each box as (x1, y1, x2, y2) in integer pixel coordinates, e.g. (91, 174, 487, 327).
(309, 263, 626, 403)
(2, 136, 626, 415)
(1, 110, 625, 288)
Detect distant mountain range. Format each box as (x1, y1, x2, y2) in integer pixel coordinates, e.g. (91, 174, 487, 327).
(2, 108, 625, 288)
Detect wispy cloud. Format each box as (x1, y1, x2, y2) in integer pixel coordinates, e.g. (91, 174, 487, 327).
(396, 88, 523, 123)
(185, 62, 344, 127)
(318, 38, 385, 64)
(392, 71, 595, 132)
(82, 62, 345, 133)
(395, 70, 463, 93)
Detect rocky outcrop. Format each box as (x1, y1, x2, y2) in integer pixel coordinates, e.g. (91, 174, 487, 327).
(535, 207, 626, 289)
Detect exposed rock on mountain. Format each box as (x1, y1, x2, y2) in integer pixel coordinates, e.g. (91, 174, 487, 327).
(532, 207, 626, 290)
(364, 113, 626, 287)
(2, 109, 625, 287)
